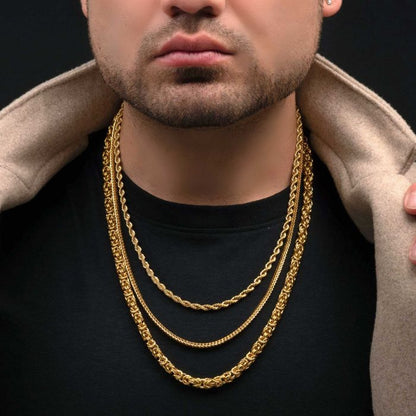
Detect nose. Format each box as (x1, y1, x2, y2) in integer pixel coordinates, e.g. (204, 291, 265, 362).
(161, 0, 226, 17)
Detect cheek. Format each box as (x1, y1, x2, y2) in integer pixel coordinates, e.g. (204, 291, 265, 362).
(88, 0, 158, 70)
(230, 0, 320, 70)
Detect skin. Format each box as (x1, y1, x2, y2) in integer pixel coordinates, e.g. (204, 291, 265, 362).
(404, 184, 416, 264)
(80, 0, 342, 205)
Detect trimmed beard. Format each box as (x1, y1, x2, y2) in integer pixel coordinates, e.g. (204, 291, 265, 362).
(91, 17, 321, 128)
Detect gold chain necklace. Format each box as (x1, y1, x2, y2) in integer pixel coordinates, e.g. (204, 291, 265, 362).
(103, 106, 313, 387)
(111, 106, 303, 348)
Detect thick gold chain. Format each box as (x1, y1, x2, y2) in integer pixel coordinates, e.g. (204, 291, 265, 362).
(116, 108, 304, 311)
(103, 106, 313, 387)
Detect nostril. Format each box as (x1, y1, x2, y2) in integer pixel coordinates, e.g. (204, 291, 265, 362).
(170, 5, 216, 18)
(170, 6, 182, 17)
(199, 6, 217, 17)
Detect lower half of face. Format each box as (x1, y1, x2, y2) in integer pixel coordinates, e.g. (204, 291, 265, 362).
(89, 1, 322, 128)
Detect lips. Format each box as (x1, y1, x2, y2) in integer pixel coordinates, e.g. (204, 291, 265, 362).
(156, 33, 233, 57)
(154, 33, 233, 67)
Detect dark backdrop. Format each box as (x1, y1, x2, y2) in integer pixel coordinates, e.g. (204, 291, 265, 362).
(1, 0, 415, 130)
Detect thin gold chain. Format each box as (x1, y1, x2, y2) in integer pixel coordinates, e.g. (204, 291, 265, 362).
(116, 107, 304, 311)
(103, 106, 313, 387)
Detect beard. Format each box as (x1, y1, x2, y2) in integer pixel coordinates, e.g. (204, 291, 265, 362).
(92, 18, 320, 128)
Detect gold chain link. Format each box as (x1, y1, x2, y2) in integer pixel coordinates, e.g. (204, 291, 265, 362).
(103, 106, 313, 387)
(116, 108, 304, 311)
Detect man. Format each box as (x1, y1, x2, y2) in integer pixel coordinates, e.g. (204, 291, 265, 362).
(1, 0, 415, 415)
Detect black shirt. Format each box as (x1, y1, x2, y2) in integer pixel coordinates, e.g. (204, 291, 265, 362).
(1, 131, 376, 415)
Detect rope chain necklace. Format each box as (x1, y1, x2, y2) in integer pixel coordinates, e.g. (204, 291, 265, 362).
(117, 113, 304, 311)
(103, 105, 313, 388)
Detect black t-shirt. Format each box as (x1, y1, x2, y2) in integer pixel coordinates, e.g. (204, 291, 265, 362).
(0, 131, 376, 415)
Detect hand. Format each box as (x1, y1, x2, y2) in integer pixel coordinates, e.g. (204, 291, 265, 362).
(404, 183, 416, 264)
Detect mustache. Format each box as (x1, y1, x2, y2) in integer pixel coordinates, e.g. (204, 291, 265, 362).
(138, 16, 251, 60)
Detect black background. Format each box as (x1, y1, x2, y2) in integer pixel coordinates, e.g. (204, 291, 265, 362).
(1, 0, 415, 131)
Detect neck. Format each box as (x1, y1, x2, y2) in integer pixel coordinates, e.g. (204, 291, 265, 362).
(119, 93, 298, 206)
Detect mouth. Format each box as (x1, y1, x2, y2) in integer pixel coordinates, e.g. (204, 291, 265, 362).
(155, 33, 233, 67)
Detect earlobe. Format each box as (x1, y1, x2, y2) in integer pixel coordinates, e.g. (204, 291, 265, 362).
(80, 0, 88, 18)
(322, 0, 342, 18)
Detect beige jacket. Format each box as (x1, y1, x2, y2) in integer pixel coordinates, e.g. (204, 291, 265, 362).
(0, 55, 415, 415)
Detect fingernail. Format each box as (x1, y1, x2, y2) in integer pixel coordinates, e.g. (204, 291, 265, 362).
(406, 191, 416, 210)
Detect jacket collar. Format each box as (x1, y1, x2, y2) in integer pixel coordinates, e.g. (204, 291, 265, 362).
(1, 54, 415, 239)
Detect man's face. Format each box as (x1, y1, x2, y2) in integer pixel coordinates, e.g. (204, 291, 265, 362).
(83, 0, 324, 128)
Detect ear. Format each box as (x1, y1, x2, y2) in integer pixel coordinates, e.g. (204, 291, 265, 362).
(80, 0, 88, 18)
(322, 0, 342, 18)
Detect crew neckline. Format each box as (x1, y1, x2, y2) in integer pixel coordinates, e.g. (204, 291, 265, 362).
(122, 172, 291, 230)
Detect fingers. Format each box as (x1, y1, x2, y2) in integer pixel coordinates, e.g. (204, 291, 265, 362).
(405, 184, 416, 264)
(409, 238, 416, 265)
(404, 183, 416, 215)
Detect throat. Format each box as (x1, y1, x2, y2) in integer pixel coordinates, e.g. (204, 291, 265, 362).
(119, 98, 298, 206)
